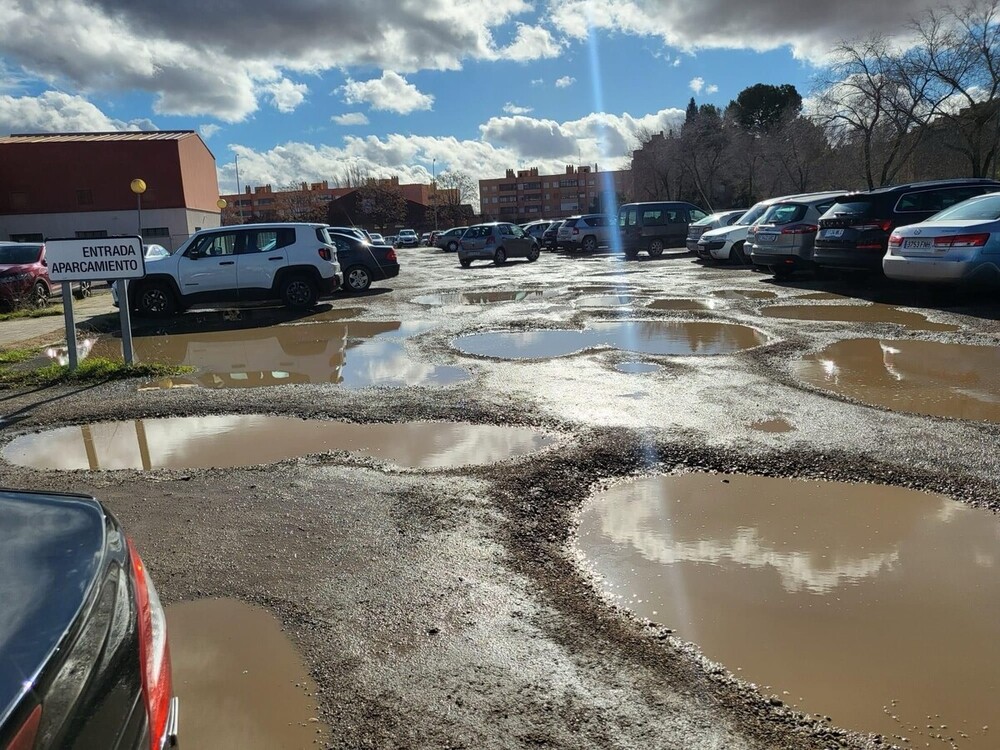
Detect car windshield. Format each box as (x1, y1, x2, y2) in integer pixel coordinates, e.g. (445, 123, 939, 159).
(827, 200, 874, 217)
(0, 245, 41, 264)
(734, 203, 769, 226)
(929, 193, 1000, 221)
(759, 203, 807, 225)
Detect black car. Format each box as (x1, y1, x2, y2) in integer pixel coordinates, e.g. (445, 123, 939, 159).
(813, 178, 1000, 272)
(328, 232, 400, 293)
(541, 221, 564, 251)
(0, 489, 177, 750)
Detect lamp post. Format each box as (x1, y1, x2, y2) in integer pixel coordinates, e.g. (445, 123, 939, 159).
(217, 198, 227, 226)
(431, 158, 438, 231)
(130, 178, 146, 237)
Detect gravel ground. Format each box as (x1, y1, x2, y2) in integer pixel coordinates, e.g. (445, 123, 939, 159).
(2, 245, 999, 749)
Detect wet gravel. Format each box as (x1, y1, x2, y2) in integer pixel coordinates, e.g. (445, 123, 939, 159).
(2, 246, 1000, 749)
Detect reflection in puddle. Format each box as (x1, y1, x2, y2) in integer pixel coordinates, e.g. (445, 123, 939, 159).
(90, 321, 468, 390)
(166, 599, 327, 750)
(568, 285, 638, 293)
(646, 299, 724, 311)
(412, 290, 555, 306)
(749, 418, 795, 433)
(577, 474, 1000, 748)
(796, 292, 847, 300)
(576, 295, 644, 308)
(711, 289, 778, 300)
(615, 362, 663, 374)
(453, 322, 766, 360)
(762, 304, 958, 332)
(796, 338, 1000, 421)
(1, 416, 555, 470)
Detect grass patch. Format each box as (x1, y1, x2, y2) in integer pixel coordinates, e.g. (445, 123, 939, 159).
(0, 347, 43, 365)
(0, 306, 64, 322)
(0, 356, 193, 388)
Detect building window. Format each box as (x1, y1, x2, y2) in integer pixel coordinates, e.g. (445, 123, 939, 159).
(9, 192, 28, 210)
(75, 230, 108, 239)
(10, 233, 43, 242)
(76, 189, 94, 206)
(522, 181, 541, 190)
(256, 198, 274, 206)
(559, 179, 578, 188)
(142, 227, 170, 238)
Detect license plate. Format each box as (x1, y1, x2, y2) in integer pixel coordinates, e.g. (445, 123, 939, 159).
(903, 239, 933, 249)
(822, 228, 844, 238)
(756, 233, 777, 243)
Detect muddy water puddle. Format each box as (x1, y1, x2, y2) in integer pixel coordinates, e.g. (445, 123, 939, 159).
(2, 416, 554, 470)
(166, 599, 326, 749)
(796, 338, 1000, 422)
(453, 321, 766, 360)
(749, 417, 795, 432)
(577, 474, 1000, 748)
(763, 304, 958, 332)
(91, 320, 468, 390)
(646, 298, 725, 311)
(711, 289, 778, 300)
(615, 362, 663, 374)
(412, 290, 556, 306)
(576, 295, 646, 308)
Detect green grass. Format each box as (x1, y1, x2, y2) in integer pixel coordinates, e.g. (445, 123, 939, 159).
(0, 347, 42, 365)
(0, 356, 193, 388)
(0, 305, 64, 321)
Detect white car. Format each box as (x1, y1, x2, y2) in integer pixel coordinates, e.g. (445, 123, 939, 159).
(114, 223, 342, 316)
(369, 233, 385, 244)
(697, 199, 784, 264)
(396, 229, 419, 248)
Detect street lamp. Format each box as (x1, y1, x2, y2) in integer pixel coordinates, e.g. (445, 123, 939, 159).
(130, 178, 146, 238)
(217, 198, 227, 225)
(431, 158, 438, 231)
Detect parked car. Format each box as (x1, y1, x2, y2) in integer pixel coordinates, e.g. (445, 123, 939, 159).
(327, 231, 400, 292)
(558, 215, 616, 253)
(114, 223, 342, 316)
(617, 202, 708, 258)
(386, 235, 398, 247)
(369, 233, 385, 244)
(0, 241, 52, 308)
(522, 220, 557, 243)
(327, 226, 367, 242)
(458, 223, 541, 267)
(685, 210, 746, 254)
(748, 192, 845, 278)
(434, 226, 468, 252)
(420, 232, 431, 247)
(813, 178, 1000, 273)
(0, 488, 178, 750)
(698, 194, 828, 264)
(396, 229, 419, 248)
(882, 191, 1000, 285)
(541, 221, 564, 251)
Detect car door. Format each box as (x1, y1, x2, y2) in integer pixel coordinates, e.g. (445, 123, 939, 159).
(237, 227, 293, 300)
(176, 230, 242, 302)
(330, 233, 362, 274)
(506, 224, 531, 256)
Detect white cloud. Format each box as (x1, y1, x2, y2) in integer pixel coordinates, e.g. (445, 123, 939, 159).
(689, 76, 704, 93)
(555, 75, 576, 88)
(199, 123, 221, 139)
(332, 112, 370, 126)
(672, 58, 682, 67)
(340, 71, 434, 114)
(0, 91, 156, 134)
(705, 84, 719, 94)
(498, 23, 562, 62)
(531, 78, 545, 86)
(261, 78, 308, 113)
(503, 102, 533, 114)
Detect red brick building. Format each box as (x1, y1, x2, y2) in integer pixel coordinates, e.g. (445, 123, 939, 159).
(479, 164, 632, 221)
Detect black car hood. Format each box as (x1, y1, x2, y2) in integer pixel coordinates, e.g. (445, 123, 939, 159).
(0, 491, 106, 727)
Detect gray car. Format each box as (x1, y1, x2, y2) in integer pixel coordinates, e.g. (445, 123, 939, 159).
(434, 226, 468, 252)
(558, 214, 615, 253)
(458, 223, 541, 267)
(748, 191, 846, 278)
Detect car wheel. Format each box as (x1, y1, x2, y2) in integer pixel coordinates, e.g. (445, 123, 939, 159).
(136, 281, 177, 317)
(494, 247, 507, 265)
(447, 241, 458, 252)
(527, 244, 540, 262)
(648, 239, 664, 257)
(624, 248, 639, 260)
(771, 264, 794, 280)
(460, 259, 472, 268)
(731, 242, 747, 265)
(345, 265, 372, 293)
(31, 281, 49, 307)
(280, 275, 318, 309)
(582, 236, 598, 253)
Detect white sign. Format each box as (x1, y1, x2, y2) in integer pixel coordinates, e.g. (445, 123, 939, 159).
(46, 237, 146, 282)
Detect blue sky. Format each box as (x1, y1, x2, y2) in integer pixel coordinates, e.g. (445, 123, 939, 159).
(0, 0, 934, 190)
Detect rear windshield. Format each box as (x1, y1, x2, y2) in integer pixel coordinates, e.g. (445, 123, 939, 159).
(562, 218, 579, 228)
(463, 226, 493, 238)
(930, 193, 1000, 221)
(734, 203, 769, 226)
(826, 201, 875, 217)
(760, 203, 807, 225)
(0, 245, 41, 264)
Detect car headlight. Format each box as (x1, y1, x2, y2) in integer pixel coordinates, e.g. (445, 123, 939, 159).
(0, 272, 31, 283)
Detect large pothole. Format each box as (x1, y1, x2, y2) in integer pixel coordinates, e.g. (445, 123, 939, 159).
(762, 304, 958, 332)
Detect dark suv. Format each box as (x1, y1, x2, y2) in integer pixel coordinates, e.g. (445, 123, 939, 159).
(813, 179, 1000, 272)
(0, 242, 51, 308)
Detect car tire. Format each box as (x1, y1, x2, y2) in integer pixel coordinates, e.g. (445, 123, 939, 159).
(345, 265, 372, 293)
(582, 236, 598, 253)
(624, 248, 639, 260)
(731, 242, 748, 265)
(460, 259, 472, 268)
(771, 265, 793, 280)
(527, 244, 540, 262)
(648, 239, 664, 257)
(280, 274, 318, 309)
(135, 281, 177, 317)
(447, 241, 458, 253)
(31, 281, 49, 307)
(494, 247, 507, 265)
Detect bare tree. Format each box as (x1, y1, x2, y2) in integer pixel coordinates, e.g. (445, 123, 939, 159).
(271, 185, 328, 223)
(355, 179, 406, 231)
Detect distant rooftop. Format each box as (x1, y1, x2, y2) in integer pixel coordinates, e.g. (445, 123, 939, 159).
(0, 131, 198, 144)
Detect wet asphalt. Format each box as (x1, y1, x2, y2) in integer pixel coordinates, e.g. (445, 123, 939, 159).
(2, 245, 1000, 749)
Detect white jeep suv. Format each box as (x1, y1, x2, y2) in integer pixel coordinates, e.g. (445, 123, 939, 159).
(116, 223, 341, 316)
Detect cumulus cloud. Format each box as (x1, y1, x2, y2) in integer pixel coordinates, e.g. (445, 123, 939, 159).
(498, 23, 562, 61)
(261, 78, 308, 113)
(341, 71, 434, 114)
(199, 123, 221, 139)
(689, 76, 705, 93)
(503, 102, 533, 114)
(705, 84, 719, 94)
(555, 76, 576, 88)
(332, 112, 370, 125)
(0, 91, 157, 134)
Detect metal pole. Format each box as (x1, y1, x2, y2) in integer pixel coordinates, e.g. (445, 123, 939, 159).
(118, 280, 135, 365)
(235, 155, 243, 222)
(432, 159, 438, 231)
(136, 191, 142, 237)
(61, 283, 78, 370)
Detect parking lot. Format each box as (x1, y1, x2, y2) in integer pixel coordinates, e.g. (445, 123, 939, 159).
(3, 244, 1000, 749)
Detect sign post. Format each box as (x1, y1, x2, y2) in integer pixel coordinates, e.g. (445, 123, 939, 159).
(46, 236, 146, 368)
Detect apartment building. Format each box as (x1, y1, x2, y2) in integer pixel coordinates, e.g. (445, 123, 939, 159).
(479, 165, 632, 221)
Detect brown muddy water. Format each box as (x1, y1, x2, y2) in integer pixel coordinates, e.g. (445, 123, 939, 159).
(614, 362, 663, 374)
(166, 599, 327, 749)
(795, 338, 1000, 422)
(1, 416, 555, 471)
(711, 289, 779, 300)
(412, 290, 556, 305)
(453, 321, 766, 360)
(576, 474, 1000, 749)
(90, 320, 469, 390)
(749, 418, 795, 433)
(646, 299, 726, 311)
(762, 304, 958, 332)
(576, 295, 647, 308)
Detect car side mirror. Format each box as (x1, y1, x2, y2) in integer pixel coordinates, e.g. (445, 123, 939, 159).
(41, 259, 48, 267)
(186, 249, 202, 260)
